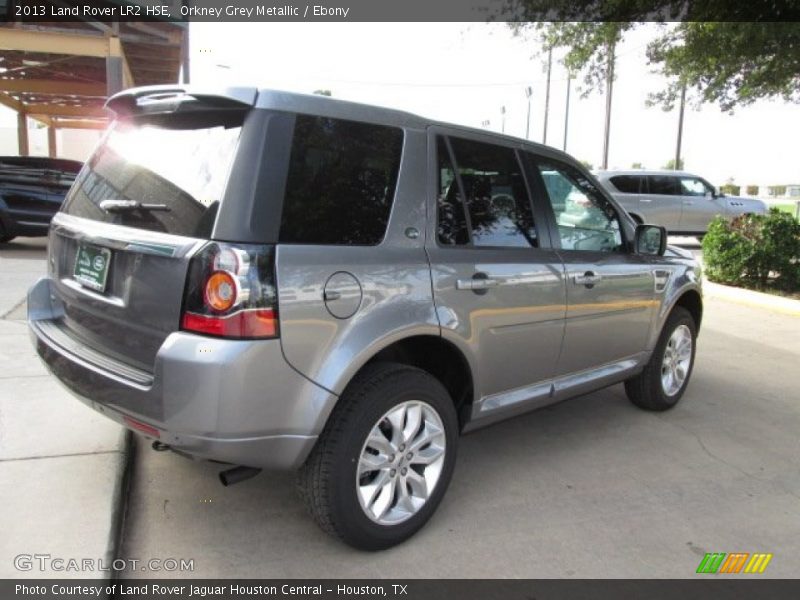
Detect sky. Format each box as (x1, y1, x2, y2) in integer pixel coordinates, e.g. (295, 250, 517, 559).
(189, 22, 799, 187)
(2, 22, 797, 187)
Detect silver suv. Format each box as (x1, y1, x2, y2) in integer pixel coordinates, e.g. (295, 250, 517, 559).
(596, 169, 767, 235)
(28, 87, 702, 550)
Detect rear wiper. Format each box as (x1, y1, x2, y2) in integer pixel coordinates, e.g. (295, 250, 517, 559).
(99, 199, 171, 213)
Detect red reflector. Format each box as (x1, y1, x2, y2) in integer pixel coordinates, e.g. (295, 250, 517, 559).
(123, 415, 160, 439)
(181, 308, 278, 338)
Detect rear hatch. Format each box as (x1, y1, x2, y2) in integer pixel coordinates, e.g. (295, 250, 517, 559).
(48, 89, 252, 373)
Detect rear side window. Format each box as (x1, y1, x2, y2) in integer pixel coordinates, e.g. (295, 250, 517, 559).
(610, 175, 643, 194)
(62, 119, 242, 238)
(439, 136, 537, 248)
(647, 175, 680, 196)
(279, 116, 404, 245)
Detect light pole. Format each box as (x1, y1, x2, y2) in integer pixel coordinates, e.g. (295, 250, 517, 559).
(601, 42, 616, 170)
(525, 86, 533, 140)
(563, 74, 572, 152)
(675, 82, 687, 170)
(501, 105, 506, 134)
(543, 46, 552, 144)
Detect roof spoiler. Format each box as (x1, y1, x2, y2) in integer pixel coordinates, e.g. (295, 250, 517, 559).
(106, 85, 257, 118)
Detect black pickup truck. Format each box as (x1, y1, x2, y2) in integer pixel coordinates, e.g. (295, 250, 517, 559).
(0, 156, 82, 243)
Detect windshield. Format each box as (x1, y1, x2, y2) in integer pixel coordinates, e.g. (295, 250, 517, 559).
(62, 119, 242, 238)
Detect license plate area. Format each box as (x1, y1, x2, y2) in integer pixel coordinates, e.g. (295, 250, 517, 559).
(73, 243, 111, 293)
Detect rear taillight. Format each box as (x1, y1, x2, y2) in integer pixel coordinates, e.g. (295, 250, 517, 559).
(181, 242, 279, 339)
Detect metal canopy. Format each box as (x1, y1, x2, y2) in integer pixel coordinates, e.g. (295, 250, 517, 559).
(0, 2, 187, 155)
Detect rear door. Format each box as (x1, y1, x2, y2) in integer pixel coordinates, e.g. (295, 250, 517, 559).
(606, 174, 645, 221)
(642, 174, 683, 232)
(49, 98, 247, 372)
(529, 155, 655, 377)
(426, 131, 566, 405)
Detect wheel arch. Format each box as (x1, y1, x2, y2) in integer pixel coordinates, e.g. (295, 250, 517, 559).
(343, 334, 476, 430)
(673, 289, 703, 331)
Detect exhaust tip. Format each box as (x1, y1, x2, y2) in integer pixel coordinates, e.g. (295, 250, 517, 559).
(151, 441, 170, 452)
(219, 466, 262, 487)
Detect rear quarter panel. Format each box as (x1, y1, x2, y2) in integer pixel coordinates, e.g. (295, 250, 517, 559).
(275, 128, 440, 396)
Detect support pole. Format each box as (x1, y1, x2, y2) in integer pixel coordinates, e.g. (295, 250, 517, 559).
(17, 111, 29, 156)
(47, 125, 57, 158)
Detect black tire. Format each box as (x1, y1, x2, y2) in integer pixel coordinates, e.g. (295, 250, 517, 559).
(297, 362, 458, 551)
(625, 306, 697, 411)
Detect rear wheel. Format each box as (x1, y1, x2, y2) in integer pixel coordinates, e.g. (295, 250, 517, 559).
(625, 307, 696, 411)
(297, 362, 458, 550)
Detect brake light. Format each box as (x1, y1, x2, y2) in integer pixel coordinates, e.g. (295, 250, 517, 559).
(181, 242, 279, 339)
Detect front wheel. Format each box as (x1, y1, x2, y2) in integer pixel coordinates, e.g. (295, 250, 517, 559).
(625, 306, 697, 411)
(297, 362, 458, 550)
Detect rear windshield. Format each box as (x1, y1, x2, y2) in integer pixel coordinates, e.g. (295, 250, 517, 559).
(62, 119, 242, 238)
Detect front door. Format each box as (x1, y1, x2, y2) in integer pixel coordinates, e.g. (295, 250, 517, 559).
(530, 155, 656, 377)
(677, 175, 725, 233)
(426, 132, 566, 408)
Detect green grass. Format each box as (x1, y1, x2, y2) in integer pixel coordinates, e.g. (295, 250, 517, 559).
(769, 202, 800, 216)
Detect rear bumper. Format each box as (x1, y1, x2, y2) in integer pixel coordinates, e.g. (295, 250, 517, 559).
(27, 277, 337, 470)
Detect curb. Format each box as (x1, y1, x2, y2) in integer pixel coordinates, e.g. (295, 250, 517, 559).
(703, 280, 800, 317)
(104, 428, 134, 582)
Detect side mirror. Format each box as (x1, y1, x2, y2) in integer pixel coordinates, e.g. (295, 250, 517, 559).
(635, 224, 667, 256)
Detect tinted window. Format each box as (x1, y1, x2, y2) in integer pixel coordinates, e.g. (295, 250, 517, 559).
(647, 175, 680, 196)
(446, 137, 537, 248)
(536, 158, 623, 252)
(610, 175, 643, 194)
(62, 120, 242, 237)
(436, 137, 469, 245)
(279, 116, 403, 245)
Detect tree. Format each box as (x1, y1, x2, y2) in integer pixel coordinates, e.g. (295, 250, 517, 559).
(313, 89, 332, 96)
(663, 158, 684, 170)
(580, 160, 594, 170)
(631, 162, 644, 169)
(508, 3, 800, 112)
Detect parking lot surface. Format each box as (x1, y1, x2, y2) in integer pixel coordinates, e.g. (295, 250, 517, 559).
(2, 238, 798, 578)
(119, 245, 800, 579)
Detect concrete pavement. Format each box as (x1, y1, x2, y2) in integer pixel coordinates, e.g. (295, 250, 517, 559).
(3, 236, 798, 579)
(118, 275, 800, 578)
(0, 237, 129, 580)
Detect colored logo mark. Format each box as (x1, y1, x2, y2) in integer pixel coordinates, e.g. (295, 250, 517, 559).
(696, 552, 773, 574)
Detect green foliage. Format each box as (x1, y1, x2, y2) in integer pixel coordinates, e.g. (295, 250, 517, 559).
(631, 162, 644, 169)
(313, 89, 332, 96)
(663, 158, 684, 170)
(580, 160, 594, 170)
(746, 185, 759, 196)
(702, 209, 800, 292)
(720, 183, 740, 196)
(509, 10, 800, 112)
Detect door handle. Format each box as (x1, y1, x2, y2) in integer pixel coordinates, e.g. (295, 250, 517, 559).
(456, 278, 499, 291)
(573, 271, 602, 286)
